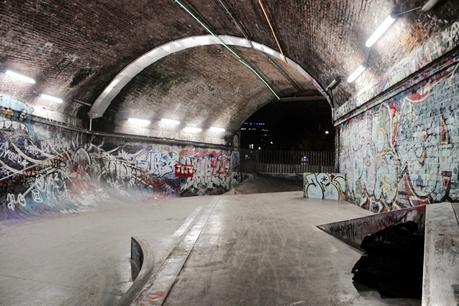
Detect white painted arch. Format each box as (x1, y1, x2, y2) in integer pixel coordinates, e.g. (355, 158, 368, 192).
(88, 35, 330, 119)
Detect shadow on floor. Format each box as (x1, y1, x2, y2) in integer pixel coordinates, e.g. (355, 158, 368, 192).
(227, 173, 302, 195)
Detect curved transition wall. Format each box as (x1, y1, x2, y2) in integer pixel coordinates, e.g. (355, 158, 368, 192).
(0, 96, 237, 223)
(339, 49, 459, 212)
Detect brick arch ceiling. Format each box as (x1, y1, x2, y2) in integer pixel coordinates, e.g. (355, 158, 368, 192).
(0, 0, 457, 123)
(104, 43, 322, 137)
(88, 35, 330, 120)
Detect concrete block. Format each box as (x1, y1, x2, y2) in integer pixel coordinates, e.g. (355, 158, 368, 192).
(303, 172, 346, 200)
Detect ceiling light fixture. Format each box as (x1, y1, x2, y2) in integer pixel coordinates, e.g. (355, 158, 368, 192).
(209, 126, 226, 133)
(325, 78, 341, 91)
(347, 65, 366, 83)
(40, 94, 64, 104)
(5, 70, 36, 84)
(128, 118, 151, 125)
(365, 14, 397, 48)
(422, 0, 440, 11)
(159, 118, 180, 127)
(183, 126, 202, 133)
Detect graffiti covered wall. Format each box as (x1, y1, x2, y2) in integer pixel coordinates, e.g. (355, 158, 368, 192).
(303, 173, 346, 200)
(0, 97, 233, 222)
(339, 51, 459, 212)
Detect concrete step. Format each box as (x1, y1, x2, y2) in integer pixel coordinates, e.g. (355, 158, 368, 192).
(318, 202, 459, 305)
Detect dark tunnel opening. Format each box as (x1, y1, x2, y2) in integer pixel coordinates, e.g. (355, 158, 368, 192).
(238, 98, 336, 177)
(240, 99, 335, 151)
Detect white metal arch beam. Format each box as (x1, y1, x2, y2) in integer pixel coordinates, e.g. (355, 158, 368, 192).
(88, 35, 331, 119)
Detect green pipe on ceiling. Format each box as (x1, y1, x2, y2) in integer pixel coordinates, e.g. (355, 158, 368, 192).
(172, 0, 281, 100)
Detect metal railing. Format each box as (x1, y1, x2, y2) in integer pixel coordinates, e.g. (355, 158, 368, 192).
(240, 149, 335, 174)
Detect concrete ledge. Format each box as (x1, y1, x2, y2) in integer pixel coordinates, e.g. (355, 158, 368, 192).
(118, 237, 155, 306)
(422, 203, 459, 306)
(453, 202, 459, 226)
(318, 205, 426, 249)
(303, 172, 346, 200)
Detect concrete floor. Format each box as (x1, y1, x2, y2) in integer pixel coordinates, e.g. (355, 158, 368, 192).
(0, 197, 206, 306)
(164, 192, 420, 306)
(0, 192, 421, 305)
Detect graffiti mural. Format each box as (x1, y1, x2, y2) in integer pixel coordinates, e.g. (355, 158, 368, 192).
(317, 205, 426, 249)
(303, 173, 346, 200)
(339, 52, 459, 212)
(0, 96, 234, 223)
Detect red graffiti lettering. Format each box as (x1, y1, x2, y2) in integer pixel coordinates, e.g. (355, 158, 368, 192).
(174, 164, 194, 177)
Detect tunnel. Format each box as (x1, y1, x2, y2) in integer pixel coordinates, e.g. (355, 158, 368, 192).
(0, 1, 458, 305)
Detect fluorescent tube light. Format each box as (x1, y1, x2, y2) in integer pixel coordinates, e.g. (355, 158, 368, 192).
(422, 0, 440, 11)
(365, 15, 396, 47)
(5, 70, 36, 84)
(128, 118, 150, 125)
(347, 65, 366, 83)
(40, 94, 63, 104)
(209, 126, 225, 133)
(160, 118, 180, 126)
(183, 126, 202, 133)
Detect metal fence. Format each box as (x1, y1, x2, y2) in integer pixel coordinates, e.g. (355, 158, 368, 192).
(257, 163, 335, 174)
(240, 149, 335, 174)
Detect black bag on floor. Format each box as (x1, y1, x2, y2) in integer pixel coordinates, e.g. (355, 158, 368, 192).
(351, 221, 424, 298)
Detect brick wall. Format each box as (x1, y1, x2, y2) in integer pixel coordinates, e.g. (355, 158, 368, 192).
(339, 51, 459, 212)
